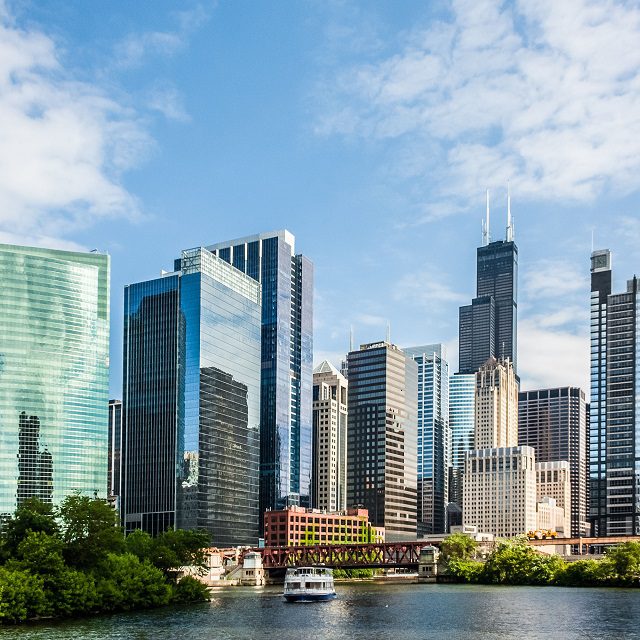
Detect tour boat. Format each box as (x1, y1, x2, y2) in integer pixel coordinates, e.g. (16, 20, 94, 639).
(283, 566, 336, 602)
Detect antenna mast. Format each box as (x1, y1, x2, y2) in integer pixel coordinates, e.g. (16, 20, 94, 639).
(482, 189, 490, 246)
(506, 182, 513, 242)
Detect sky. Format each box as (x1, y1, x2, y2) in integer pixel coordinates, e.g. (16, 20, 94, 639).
(1, 0, 639, 397)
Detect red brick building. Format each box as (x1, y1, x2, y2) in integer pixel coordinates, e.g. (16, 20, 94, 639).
(264, 506, 385, 547)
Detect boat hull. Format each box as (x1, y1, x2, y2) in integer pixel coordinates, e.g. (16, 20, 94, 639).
(284, 592, 336, 602)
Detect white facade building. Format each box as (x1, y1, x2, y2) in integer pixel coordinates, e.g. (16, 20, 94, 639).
(536, 461, 571, 537)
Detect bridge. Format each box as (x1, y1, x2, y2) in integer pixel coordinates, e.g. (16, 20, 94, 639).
(527, 535, 640, 554)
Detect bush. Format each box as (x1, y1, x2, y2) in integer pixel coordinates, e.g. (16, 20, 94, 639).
(0, 568, 46, 623)
(555, 559, 606, 587)
(447, 558, 484, 583)
(173, 576, 210, 603)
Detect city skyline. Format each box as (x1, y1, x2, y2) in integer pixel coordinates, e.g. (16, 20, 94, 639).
(1, 2, 639, 400)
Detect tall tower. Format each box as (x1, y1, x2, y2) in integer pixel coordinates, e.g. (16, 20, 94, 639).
(346, 341, 418, 541)
(589, 249, 612, 536)
(459, 196, 518, 374)
(404, 344, 449, 535)
(205, 231, 314, 522)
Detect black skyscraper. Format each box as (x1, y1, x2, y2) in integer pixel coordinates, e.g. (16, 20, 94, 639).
(459, 196, 518, 375)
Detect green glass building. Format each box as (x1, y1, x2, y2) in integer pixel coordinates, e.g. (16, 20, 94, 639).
(0, 244, 110, 517)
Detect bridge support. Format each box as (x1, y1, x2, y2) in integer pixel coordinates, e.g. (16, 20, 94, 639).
(418, 545, 439, 583)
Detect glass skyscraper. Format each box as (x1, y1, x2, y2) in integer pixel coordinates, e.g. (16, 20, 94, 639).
(589, 248, 640, 536)
(405, 344, 449, 535)
(205, 231, 313, 520)
(122, 247, 261, 545)
(459, 228, 518, 375)
(0, 244, 110, 517)
(448, 373, 475, 519)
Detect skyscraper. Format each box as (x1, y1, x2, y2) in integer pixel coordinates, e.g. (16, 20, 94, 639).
(589, 249, 611, 535)
(312, 361, 348, 512)
(205, 231, 313, 518)
(448, 373, 476, 518)
(405, 344, 449, 535)
(519, 387, 589, 537)
(0, 244, 110, 516)
(108, 399, 122, 503)
(459, 197, 518, 375)
(346, 341, 418, 541)
(122, 246, 262, 545)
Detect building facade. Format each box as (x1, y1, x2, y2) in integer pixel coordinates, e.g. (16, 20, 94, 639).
(448, 373, 476, 519)
(346, 342, 418, 541)
(405, 344, 449, 535)
(589, 249, 640, 536)
(0, 244, 110, 517)
(463, 446, 537, 537)
(312, 361, 348, 512)
(205, 231, 313, 520)
(108, 399, 122, 503)
(459, 219, 518, 375)
(536, 460, 571, 536)
(122, 247, 261, 545)
(263, 506, 383, 546)
(519, 387, 588, 537)
(475, 358, 518, 449)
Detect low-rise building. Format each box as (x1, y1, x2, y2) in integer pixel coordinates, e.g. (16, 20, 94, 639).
(263, 506, 384, 547)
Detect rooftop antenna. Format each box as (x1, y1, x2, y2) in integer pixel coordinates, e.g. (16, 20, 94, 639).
(591, 228, 594, 253)
(349, 325, 354, 352)
(386, 322, 391, 344)
(482, 189, 490, 246)
(506, 182, 513, 242)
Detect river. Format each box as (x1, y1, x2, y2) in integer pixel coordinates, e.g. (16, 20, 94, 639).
(3, 583, 639, 639)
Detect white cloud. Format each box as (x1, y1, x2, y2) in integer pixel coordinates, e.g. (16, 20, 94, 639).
(518, 318, 589, 391)
(354, 313, 387, 326)
(394, 269, 468, 306)
(316, 0, 640, 214)
(0, 11, 151, 246)
(147, 83, 191, 122)
(523, 259, 588, 299)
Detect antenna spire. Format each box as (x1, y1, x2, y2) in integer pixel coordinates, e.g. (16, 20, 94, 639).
(349, 325, 354, 352)
(506, 182, 513, 242)
(483, 189, 490, 246)
(386, 322, 391, 344)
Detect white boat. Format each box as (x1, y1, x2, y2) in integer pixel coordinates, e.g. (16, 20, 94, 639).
(283, 566, 336, 602)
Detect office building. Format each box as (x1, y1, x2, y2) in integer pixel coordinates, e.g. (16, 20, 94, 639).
(312, 361, 348, 512)
(519, 388, 588, 537)
(536, 497, 567, 537)
(405, 344, 449, 535)
(475, 358, 518, 449)
(463, 446, 537, 537)
(536, 461, 571, 536)
(589, 249, 640, 536)
(205, 231, 313, 519)
(346, 341, 418, 541)
(459, 198, 518, 374)
(108, 399, 122, 503)
(0, 244, 109, 516)
(448, 373, 476, 520)
(263, 506, 384, 546)
(122, 247, 261, 545)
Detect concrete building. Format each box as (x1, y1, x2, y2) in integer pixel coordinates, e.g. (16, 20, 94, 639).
(536, 461, 571, 537)
(263, 506, 384, 546)
(346, 341, 418, 541)
(404, 344, 449, 535)
(536, 497, 567, 536)
(312, 361, 348, 512)
(463, 446, 537, 538)
(475, 358, 518, 449)
(519, 388, 588, 537)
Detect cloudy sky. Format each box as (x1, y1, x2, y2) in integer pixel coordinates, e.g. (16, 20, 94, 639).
(1, 0, 639, 395)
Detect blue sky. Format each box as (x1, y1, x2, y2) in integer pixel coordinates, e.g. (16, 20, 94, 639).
(1, 0, 639, 397)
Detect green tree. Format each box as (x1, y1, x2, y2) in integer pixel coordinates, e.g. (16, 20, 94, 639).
(124, 529, 155, 561)
(1, 498, 58, 558)
(172, 576, 210, 603)
(149, 529, 210, 577)
(58, 494, 124, 569)
(0, 567, 46, 623)
(555, 559, 607, 587)
(440, 533, 478, 563)
(446, 557, 484, 583)
(604, 541, 640, 585)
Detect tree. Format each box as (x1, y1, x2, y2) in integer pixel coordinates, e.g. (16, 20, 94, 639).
(148, 529, 210, 577)
(440, 533, 478, 563)
(604, 541, 640, 585)
(172, 576, 210, 603)
(446, 557, 484, 583)
(58, 494, 124, 569)
(0, 567, 46, 623)
(1, 498, 58, 558)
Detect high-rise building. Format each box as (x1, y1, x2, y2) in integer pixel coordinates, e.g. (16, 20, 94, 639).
(0, 244, 109, 516)
(459, 199, 518, 375)
(405, 344, 449, 535)
(122, 247, 261, 545)
(475, 358, 518, 449)
(312, 361, 348, 512)
(346, 341, 418, 541)
(589, 249, 611, 535)
(448, 373, 476, 517)
(205, 231, 313, 519)
(108, 399, 122, 503)
(519, 387, 589, 537)
(589, 250, 640, 536)
(536, 460, 571, 537)
(463, 446, 537, 537)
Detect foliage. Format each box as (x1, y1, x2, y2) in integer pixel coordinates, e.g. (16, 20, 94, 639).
(440, 533, 478, 563)
(554, 559, 606, 587)
(58, 494, 124, 569)
(0, 567, 46, 623)
(172, 576, 211, 603)
(446, 558, 484, 583)
(333, 568, 374, 579)
(1, 498, 58, 558)
(146, 529, 211, 577)
(603, 542, 640, 585)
